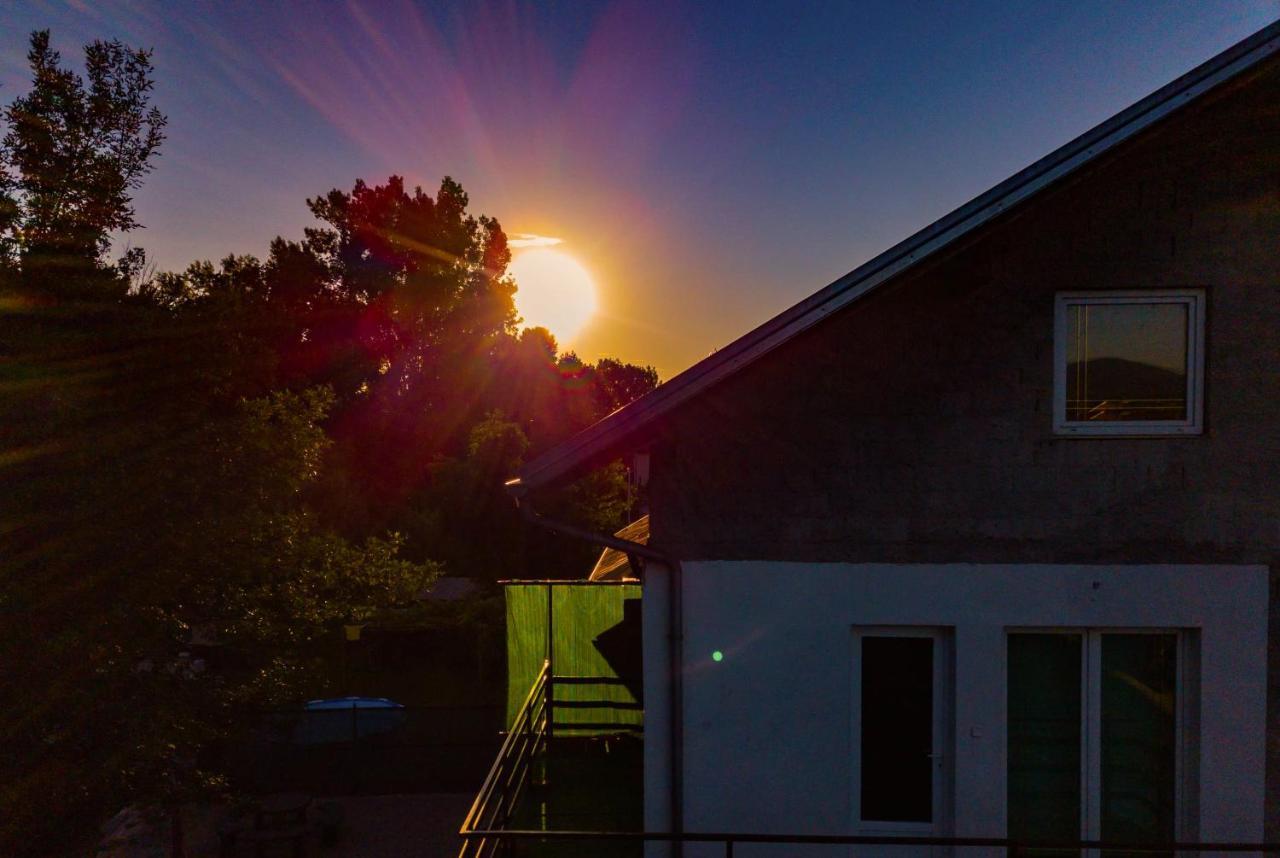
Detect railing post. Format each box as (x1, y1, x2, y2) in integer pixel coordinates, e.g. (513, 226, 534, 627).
(725, 838, 734, 857)
(546, 670, 554, 742)
(545, 581, 555, 743)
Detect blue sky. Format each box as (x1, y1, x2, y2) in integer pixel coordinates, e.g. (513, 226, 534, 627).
(3, 1, 1275, 375)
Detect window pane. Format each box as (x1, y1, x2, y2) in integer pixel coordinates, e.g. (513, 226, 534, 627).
(1008, 634, 1082, 857)
(1101, 634, 1177, 858)
(861, 636, 933, 822)
(1065, 302, 1188, 422)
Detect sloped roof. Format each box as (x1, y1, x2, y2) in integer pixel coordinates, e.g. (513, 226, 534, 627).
(507, 20, 1280, 494)
(588, 516, 649, 581)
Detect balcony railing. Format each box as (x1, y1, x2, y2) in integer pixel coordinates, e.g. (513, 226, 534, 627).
(460, 668, 1280, 857)
(459, 828, 1280, 856)
(458, 661, 551, 858)
(459, 659, 645, 857)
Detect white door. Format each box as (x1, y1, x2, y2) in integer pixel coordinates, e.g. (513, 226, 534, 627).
(851, 627, 952, 857)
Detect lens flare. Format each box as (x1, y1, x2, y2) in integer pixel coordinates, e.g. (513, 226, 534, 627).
(510, 249, 598, 345)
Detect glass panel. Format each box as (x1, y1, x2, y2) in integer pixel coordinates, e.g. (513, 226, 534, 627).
(1065, 302, 1188, 422)
(1008, 634, 1082, 858)
(860, 636, 934, 823)
(1101, 634, 1177, 858)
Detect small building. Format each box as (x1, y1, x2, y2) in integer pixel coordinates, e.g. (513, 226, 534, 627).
(498, 20, 1280, 856)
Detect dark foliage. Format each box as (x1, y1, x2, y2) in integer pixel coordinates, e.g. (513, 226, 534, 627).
(1, 30, 166, 296)
(0, 29, 657, 854)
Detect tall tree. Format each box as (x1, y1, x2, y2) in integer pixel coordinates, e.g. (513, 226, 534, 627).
(1, 30, 166, 296)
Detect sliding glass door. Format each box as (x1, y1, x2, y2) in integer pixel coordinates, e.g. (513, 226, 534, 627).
(1009, 633, 1083, 855)
(1008, 631, 1186, 857)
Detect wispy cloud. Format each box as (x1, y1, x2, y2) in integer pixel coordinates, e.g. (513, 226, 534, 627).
(509, 233, 563, 249)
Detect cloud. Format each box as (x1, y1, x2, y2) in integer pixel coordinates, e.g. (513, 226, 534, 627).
(509, 233, 563, 249)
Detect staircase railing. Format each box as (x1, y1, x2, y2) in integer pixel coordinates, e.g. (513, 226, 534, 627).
(457, 660, 550, 858)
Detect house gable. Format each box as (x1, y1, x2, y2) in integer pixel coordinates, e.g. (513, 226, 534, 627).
(508, 22, 1280, 495)
(646, 49, 1280, 564)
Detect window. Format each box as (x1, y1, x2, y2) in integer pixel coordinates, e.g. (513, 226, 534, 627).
(1053, 291, 1204, 435)
(1008, 630, 1195, 858)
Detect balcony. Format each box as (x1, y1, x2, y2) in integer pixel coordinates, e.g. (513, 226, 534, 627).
(458, 660, 642, 858)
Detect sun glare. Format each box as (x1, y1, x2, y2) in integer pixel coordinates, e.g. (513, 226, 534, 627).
(509, 249, 598, 345)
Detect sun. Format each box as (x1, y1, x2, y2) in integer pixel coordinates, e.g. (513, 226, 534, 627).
(509, 249, 598, 345)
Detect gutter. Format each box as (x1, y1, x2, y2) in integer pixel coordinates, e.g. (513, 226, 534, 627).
(506, 480, 684, 855)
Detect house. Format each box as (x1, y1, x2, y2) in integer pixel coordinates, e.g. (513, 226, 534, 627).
(499, 20, 1280, 855)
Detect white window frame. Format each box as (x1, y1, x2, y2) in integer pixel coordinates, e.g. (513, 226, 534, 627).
(1052, 290, 1205, 436)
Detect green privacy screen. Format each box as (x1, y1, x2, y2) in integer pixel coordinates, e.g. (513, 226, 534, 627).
(505, 583, 643, 733)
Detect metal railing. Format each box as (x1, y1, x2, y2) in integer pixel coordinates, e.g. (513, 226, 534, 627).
(545, 674, 643, 733)
(458, 661, 551, 858)
(458, 661, 647, 857)
(457, 828, 1280, 856)
(457, 672, 1279, 856)
(457, 668, 1277, 855)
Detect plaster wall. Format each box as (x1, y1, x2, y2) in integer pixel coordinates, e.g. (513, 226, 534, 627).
(641, 53, 1280, 840)
(641, 561, 1267, 858)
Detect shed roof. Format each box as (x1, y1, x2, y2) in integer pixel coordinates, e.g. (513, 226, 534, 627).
(506, 20, 1280, 494)
(588, 516, 649, 581)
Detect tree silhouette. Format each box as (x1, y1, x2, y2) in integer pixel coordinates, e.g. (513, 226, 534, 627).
(1, 30, 166, 296)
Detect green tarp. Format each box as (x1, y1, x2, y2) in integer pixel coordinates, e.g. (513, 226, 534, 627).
(505, 583, 643, 733)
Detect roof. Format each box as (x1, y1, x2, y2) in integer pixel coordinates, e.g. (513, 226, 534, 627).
(507, 20, 1280, 494)
(588, 516, 649, 581)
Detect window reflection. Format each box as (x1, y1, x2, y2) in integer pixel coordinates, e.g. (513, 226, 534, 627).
(1065, 303, 1188, 422)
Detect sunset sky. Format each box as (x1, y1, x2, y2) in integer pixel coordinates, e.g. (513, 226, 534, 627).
(3, 1, 1274, 377)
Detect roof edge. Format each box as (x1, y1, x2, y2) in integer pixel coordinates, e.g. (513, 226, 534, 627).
(511, 19, 1280, 492)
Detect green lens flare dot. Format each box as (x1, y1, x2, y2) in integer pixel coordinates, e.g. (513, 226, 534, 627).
(712, 650, 724, 662)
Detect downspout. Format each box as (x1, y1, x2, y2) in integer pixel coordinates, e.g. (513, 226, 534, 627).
(506, 484, 684, 854)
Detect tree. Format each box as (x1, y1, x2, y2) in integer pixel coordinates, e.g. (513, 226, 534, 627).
(593, 357, 660, 414)
(166, 387, 440, 662)
(0, 294, 433, 853)
(298, 176, 520, 514)
(1, 29, 166, 296)
(0, 150, 660, 849)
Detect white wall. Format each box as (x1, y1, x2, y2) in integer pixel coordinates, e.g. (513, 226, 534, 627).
(642, 562, 1268, 857)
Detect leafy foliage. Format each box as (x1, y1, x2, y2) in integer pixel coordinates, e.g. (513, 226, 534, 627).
(1, 30, 166, 296)
(0, 27, 659, 855)
(165, 388, 440, 653)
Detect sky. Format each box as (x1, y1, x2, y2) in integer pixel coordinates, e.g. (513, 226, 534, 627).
(2, 1, 1276, 378)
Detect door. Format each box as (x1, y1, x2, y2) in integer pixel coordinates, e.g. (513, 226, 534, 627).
(1007, 630, 1189, 858)
(851, 628, 952, 856)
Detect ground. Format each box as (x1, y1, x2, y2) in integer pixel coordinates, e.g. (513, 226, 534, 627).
(96, 794, 475, 858)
